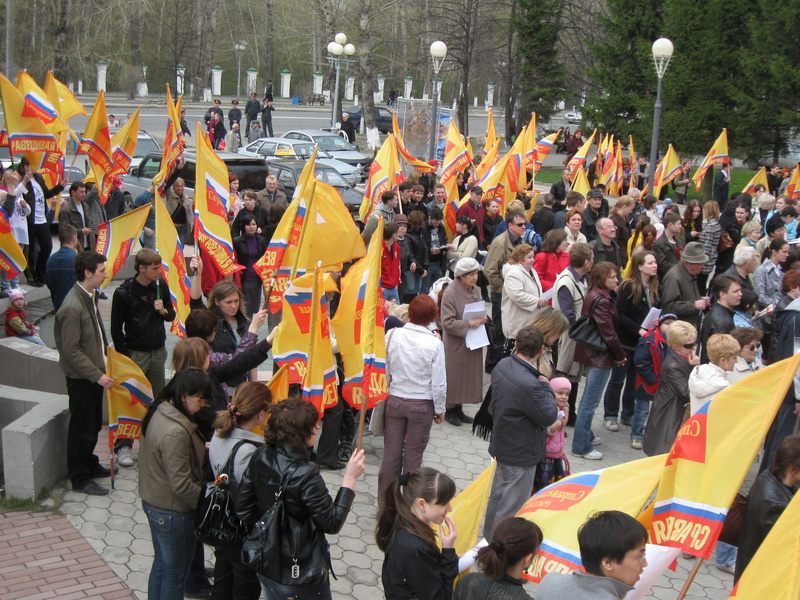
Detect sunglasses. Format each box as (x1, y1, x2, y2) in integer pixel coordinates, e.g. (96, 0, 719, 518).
(746, 343, 761, 351)
(682, 342, 696, 350)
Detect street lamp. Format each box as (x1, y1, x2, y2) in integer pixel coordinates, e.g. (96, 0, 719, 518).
(234, 41, 247, 98)
(647, 37, 674, 188)
(326, 33, 356, 131)
(428, 41, 447, 162)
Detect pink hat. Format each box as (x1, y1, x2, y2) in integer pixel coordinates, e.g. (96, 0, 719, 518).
(549, 377, 572, 392)
(8, 289, 24, 303)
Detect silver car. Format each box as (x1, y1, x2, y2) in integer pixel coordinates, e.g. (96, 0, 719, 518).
(281, 129, 372, 171)
(238, 138, 363, 185)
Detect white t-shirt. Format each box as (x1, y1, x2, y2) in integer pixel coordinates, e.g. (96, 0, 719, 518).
(31, 179, 47, 225)
(11, 198, 31, 244)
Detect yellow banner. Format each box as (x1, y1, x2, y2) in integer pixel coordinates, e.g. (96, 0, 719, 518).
(106, 346, 153, 446)
(155, 193, 191, 337)
(95, 204, 149, 287)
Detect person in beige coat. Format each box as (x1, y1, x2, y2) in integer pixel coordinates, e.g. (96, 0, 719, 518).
(501, 244, 547, 340)
(441, 257, 488, 427)
(138, 368, 210, 599)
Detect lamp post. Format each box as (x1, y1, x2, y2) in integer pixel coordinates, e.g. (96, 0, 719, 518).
(326, 33, 356, 131)
(647, 37, 674, 188)
(234, 41, 247, 98)
(428, 40, 448, 162)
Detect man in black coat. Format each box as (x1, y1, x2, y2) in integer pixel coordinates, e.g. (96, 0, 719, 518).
(549, 168, 571, 209)
(228, 100, 243, 130)
(531, 193, 556, 239)
(714, 162, 731, 212)
(483, 326, 558, 536)
(699, 274, 741, 363)
(244, 93, 261, 132)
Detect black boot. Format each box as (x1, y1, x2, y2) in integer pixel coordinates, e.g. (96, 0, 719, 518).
(456, 405, 474, 424)
(445, 408, 462, 426)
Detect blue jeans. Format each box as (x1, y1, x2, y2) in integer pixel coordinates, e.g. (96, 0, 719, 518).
(421, 261, 443, 294)
(631, 389, 653, 441)
(603, 348, 635, 422)
(382, 287, 400, 303)
(143, 501, 197, 600)
(402, 269, 422, 296)
(0, 270, 19, 293)
(572, 367, 612, 455)
(716, 541, 736, 567)
(16, 334, 46, 346)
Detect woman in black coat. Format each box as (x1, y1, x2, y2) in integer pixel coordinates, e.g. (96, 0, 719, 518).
(233, 213, 268, 317)
(236, 398, 366, 598)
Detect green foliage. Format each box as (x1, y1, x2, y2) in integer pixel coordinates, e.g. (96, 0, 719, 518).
(512, 0, 567, 127)
(586, 0, 664, 144)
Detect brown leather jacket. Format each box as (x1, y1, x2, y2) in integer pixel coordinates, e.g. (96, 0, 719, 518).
(574, 287, 625, 369)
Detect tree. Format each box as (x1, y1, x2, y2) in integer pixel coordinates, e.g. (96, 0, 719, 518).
(511, 0, 567, 132)
(585, 0, 664, 144)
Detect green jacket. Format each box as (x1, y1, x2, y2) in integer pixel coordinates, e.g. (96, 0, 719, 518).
(54, 283, 108, 382)
(138, 402, 205, 513)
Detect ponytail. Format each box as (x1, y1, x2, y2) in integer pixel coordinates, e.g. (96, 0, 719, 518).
(213, 381, 272, 438)
(476, 517, 542, 580)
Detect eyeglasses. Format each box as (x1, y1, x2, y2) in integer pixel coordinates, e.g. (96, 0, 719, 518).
(626, 553, 647, 561)
(746, 343, 761, 351)
(511, 222, 526, 228)
(683, 342, 697, 350)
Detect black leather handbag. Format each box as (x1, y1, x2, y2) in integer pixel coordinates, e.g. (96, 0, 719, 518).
(195, 439, 259, 550)
(568, 295, 608, 353)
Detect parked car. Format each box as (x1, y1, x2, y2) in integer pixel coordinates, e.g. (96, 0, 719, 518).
(263, 158, 363, 217)
(342, 106, 393, 134)
(130, 130, 161, 170)
(238, 138, 364, 185)
(281, 130, 371, 170)
(565, 110, 583, 124)
(121, 151, 269, 205)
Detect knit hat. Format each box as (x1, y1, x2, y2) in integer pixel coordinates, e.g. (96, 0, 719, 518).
(658, 312, 678, 325)
(549, 377, 572, 393)
(8, 289, 24, 303)
(454, 257, 482, 278)
(393, 213, 408, 225)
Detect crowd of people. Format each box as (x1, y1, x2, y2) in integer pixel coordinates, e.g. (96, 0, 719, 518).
(4, 145, 800, 599)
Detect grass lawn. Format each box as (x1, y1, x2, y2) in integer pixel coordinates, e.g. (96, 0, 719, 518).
(533, 167, 759, 203)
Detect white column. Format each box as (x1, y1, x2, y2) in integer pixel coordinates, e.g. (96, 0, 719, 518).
(435, 78, 442, 101)
(202, 88, 212, 102)
(211, 66, 223, 96)
(280, 70, 292, 98)
(486, 82, 495, 108)
(376, 74, 385, 103)
(344, 76, 355, 100)
(403, 76, 413, 99)
(312, 72, 323, 95)
(176, 65, 186, 95)
(96, 61, 108, 92)
(77, 80, 83, 94)
(135, 65, 148, 97)
(246, 68, 258, 95)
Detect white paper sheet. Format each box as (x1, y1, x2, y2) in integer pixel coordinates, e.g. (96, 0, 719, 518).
(466, 325, 490, 350)
(624, 544, 682, 600)
(542, 287, 554, 302)
(462, 301, 486, 321)
(458, 539, 488, 572)
(641, 307, 662, 331)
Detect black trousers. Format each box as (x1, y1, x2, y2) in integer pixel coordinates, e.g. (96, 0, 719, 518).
(29, 222, 53, 282)
(315, 398, 344, 466)
(66, 377, 104, 487)
(212, 546, 260, 600)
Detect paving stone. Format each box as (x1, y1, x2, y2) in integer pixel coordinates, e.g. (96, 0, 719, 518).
(101, 545, 132, 565)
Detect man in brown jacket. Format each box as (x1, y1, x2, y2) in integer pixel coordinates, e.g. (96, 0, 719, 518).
(661, 242, 711, 331)
(54, 251, 115, 495)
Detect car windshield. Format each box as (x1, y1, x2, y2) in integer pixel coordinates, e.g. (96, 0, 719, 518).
(64, 167, 85, 182)
(315, 168, 349, 187)
(312, 135, 355, 152)
(289, 143, 317, 158)
(135, 138, 160, 157)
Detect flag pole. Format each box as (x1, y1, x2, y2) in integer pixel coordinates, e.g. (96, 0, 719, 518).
(676, 557, 704, 600)
(105, 355, 116, 490)
(356, 390, 367, 452)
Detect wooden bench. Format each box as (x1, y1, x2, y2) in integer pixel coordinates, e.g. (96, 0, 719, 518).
(307, 93, 326, 106)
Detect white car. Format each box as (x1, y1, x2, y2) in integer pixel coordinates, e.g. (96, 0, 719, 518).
(239, 138, 364, 185)
(565, 111, 583, 124)
(281, 130, 372, 173)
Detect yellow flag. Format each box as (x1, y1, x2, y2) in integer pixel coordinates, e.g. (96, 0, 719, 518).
(692, 129, 729, 191)
(359, 134, 400, 221)
(152, 85, 186, 195)
(475, 134, 502, 182)
(729, 492, 800, 599)
(0, 211, 27, 279)
(517, 455, 666, 582)
(0, 73, 60, 161)
(330, 216, 387, 410)
(194, 121, 241, 276)
(788, 164, 800, 201)
(441, 120, 472, 239)
(94, 204, 149, 287)
(534, 130, 560, 173)
(519, 112, 537, 190)
(741, 166, 769, 194)
(652, 143, 682, 198)
(15, 71, 68, 134)
(648, 353, 800, 559)
(155, 193, 191, 337)
(483, 108, 497, 156)
(78, 91, 113, 175)
(47, 72, 86, 120)
(571, 164, 591, 197)
(106, 346, 153, 447)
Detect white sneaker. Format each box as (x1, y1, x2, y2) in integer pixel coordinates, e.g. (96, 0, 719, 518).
(117, 446, 135, 467)
(631, 438, 643, 450)
(572, 449, 603, 460)
(12, 287, 27, 295)
(604, 420, 619, 432)
(592, 436, 602, 446)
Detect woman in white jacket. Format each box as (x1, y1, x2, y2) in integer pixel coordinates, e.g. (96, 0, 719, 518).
(446, 216, 479, 278)
(501, 243, 547, 341)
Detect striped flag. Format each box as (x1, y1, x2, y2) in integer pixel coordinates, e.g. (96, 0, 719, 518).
(94, 204, 149, 287)
(155, 192, 191, 337)
(106, 346, 153, 447)
(692, 129, 729, 192)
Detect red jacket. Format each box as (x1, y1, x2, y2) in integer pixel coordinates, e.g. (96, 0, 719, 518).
(457, 200, 486, 245)
(5, 306, 34, 337)
(381, 240, 401, 289)
(534, 251, 570, 292)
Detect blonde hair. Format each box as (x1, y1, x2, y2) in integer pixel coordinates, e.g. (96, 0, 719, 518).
(666, 320, 697, 349)
(172, 337, 210, 372)
(507, 199, 525, 213)
(707, 334, 741, 364)
(704, 200, 720, 221)
(527, 307, 569, 341)
(213, 381, 272, 438)
(387, 302, 409, 323)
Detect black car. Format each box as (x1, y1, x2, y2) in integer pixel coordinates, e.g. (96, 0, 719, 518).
(264, 159, 363, 218)
(343, 106, 393, 134)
